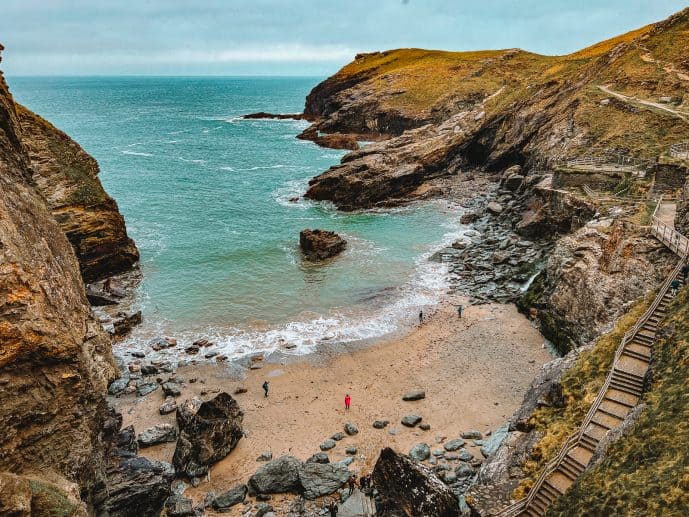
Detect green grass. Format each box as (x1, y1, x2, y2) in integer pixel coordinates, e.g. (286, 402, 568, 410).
(512, 298, 652, 499)
(548, 287, 689, 516)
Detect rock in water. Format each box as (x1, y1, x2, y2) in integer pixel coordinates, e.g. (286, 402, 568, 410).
(172, 393, 244, 477)
(298, 462, 351, 499)
(247, 455, 302, 494)
(372, 448, 459, 517)
(299, 229, 347, 260)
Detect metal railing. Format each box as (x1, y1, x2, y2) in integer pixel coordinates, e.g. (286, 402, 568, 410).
(670, 141, 689, 159)
(499, 256, 684, 516)
(498, 213, 687, 516)
(563, 153, 648, 169)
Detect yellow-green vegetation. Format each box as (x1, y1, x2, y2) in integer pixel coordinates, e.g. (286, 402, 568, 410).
(548, 288, 689, 516)
(326, 8, 689, 160)
(28, 479, 81, 517)
(512, 297, 653, 499)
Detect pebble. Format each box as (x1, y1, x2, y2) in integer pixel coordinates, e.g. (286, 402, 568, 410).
(372, 420, 389, 429)
(319, 439, 336, 451)
(401, 414, 422, 427)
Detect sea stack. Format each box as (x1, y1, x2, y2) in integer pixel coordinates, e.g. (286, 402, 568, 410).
(299, 229, 347, 261)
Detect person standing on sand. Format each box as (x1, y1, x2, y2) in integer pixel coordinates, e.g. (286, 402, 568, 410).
(344, 393, 351, 410)
(348, 475, 356, 495)
(262, 380, 269, 397)
(457, 305, 463, 318)
(419, 310, 423, 324)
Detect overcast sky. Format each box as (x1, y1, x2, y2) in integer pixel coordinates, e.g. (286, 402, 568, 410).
(1, 0, 686, 76)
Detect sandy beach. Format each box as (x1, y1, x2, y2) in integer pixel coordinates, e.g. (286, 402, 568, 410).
(113, 297, 551, 513)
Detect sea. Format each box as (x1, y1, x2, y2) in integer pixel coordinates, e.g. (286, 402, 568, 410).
(9, 76, 469, 360)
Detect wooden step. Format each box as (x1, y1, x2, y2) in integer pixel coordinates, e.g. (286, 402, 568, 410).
(600, 398, 633, 419)
(610, 380, 643, 397)
(557, 462, 579, 481)
(530, 494, 549, 515)
(633, 333, 654, 345)
(562, 456, 585, 476)
(622, 348, 651, 362)
(626, 341, 653, 356)
(613, 369, 645, 386)
(585, 421, 610, 441)
(604, 390, 637, 408)
(548, 472, 574, 493)
(542, 479, 564, 497)
(522, 507, 540, 517)
(532, 491, 552, 513)
(579, 434, 599, 452)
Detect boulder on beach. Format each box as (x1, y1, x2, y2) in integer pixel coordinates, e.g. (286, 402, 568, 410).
(298, 461, 351, 499)
(372, 447, 459, 517)
(138, 424, 178, 448)
(401, 414, 423, 427)
(409, 443, 431, 462)
(248, 455, 302, 494)
(299, 229, 347, 261)
(172, 393, 244, 477)
(212, 484, 248, 511)
(402, 390, 426, 401)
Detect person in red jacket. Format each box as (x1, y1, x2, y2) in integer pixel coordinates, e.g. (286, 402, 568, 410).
(344, 393, 351, 410)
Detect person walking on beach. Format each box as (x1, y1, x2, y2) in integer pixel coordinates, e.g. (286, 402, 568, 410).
(457, 304, 463, 318)
(262, 380, 269, 397)
(344, 393, 351, 410)
(347, 475, 356, 495)
(419, 310, 423, 324)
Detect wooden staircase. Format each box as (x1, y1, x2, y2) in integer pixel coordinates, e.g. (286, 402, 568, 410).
(498, 203, 687, 517)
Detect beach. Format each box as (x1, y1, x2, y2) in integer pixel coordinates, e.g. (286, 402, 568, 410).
(114, 296, 551, 513)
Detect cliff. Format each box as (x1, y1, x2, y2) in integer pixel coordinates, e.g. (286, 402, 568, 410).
(15, 104, 139, 283)
(304, 8, 689, 210)
(0, 50, 117, 504)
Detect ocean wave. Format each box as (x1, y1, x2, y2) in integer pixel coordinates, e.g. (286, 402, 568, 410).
(178, 157, 207, 165)
(121, 150, 154, 157)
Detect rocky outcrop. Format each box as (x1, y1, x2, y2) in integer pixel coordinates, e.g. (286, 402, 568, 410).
(519, 219, 673, 353)
(676, 175, 689, 235)
(15, 105, 139, 282)
(302, 10, 689, 211)
(372, 447, 459, 517)
(299, 229, 347, 260)
(0, 471, 88, 517)
(172, 393, 244, 477)
(0, 53, 118, 504)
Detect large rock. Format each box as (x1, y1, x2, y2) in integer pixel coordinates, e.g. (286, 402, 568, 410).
(372, 448, 459, 517)
(401, 414, 422, 427)
(298, 462, 351, 499)
(248, 455, 302, 495)
(212, 484, 248, 511)
(299, 229, 347, 260)
(172, 393, 244, 477)
(138, 424, 178, 448)
(93, 450, 174, 517)
(0, 472, 88, 517)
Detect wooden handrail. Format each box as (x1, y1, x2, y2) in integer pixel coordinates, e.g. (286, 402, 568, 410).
(498, 215, 687, 516)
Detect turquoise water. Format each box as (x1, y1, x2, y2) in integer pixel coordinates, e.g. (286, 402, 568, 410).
(10, 77, 465, 357)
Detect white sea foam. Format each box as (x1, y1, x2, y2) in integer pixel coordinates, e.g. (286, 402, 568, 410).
(115, 200, 468, 365)
(121, 150, 154, 157)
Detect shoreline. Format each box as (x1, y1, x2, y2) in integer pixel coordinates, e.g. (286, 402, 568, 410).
(114, 297, 552, 513)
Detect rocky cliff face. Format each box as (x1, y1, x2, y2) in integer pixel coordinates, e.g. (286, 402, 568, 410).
(15, 104, 139, 282)
(304, 9, 689, 210)
(0, 50, 118, 505)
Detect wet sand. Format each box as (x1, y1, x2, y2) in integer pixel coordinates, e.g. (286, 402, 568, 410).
(113, 297, 551, 513)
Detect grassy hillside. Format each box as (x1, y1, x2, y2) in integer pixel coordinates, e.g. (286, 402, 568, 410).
(510, 298, 652, 499)
(308, 7, 689, 161)
(547, 287, 689, 516)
